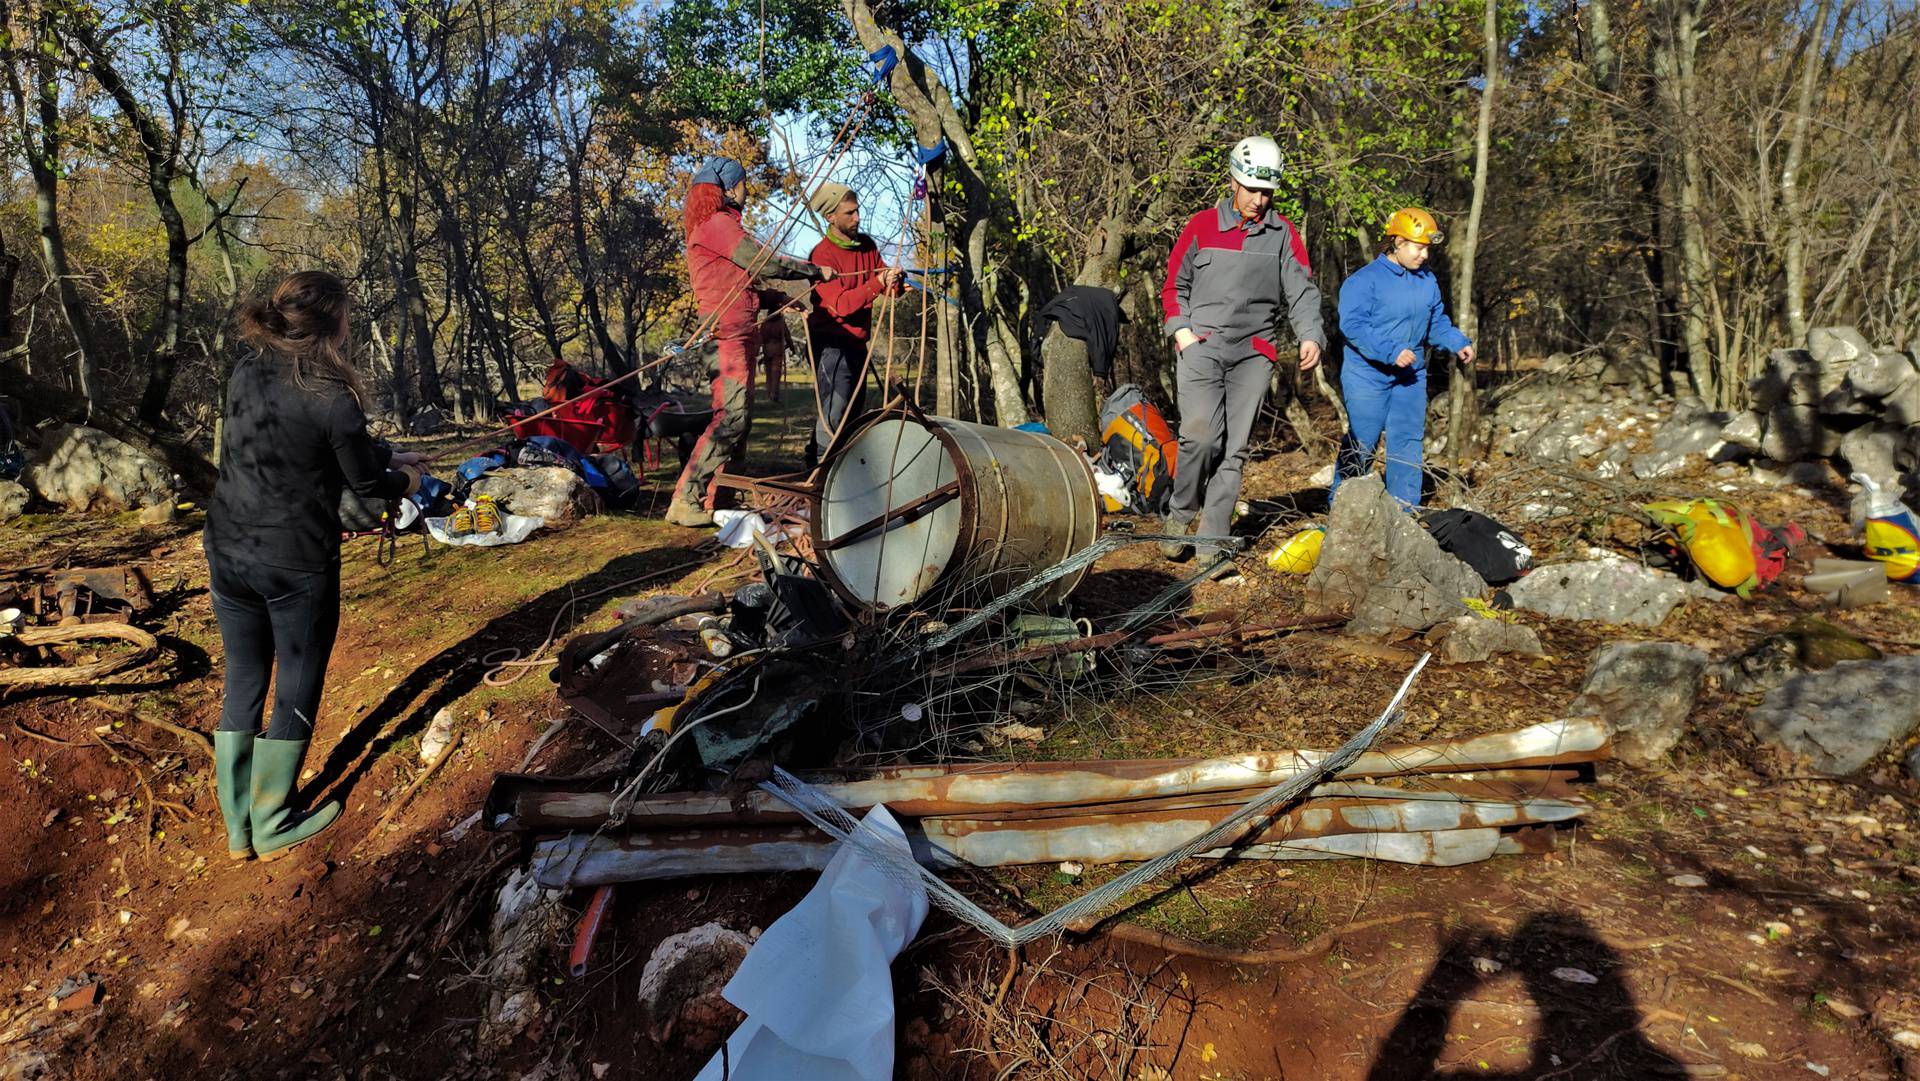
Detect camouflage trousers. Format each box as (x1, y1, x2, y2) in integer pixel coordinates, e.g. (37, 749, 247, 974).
(673, 329, 755, 509)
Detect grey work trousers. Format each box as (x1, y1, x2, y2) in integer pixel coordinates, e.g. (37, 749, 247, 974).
(1168, 337, 1270, 538)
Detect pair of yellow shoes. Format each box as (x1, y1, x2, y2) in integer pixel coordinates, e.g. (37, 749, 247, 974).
(451, 495, 501, 536)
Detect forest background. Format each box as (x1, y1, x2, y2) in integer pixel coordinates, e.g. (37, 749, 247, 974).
(2, 0, 1916, 476)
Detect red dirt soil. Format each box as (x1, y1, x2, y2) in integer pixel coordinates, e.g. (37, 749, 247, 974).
(0, 426, 1916, 1081)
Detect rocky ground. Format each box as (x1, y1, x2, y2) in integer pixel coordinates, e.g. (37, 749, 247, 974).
(0, 362, 1917, 1080)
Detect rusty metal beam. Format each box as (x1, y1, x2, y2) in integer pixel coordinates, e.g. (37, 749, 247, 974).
(485, 720, 1608, 832)
(914, 791, 1587, 866)
(818, 479, 962, 552)
(916, 775, 1581, 824)
(528, 818, 1571, 886)
(936, 613, 1347, 678)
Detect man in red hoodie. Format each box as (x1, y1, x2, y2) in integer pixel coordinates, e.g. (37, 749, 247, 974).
(805, 182, 903, 467)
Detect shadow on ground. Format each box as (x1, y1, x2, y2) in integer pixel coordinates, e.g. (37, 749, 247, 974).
(1366, 910, 1683, 1080)
(307, 543, 699, 807)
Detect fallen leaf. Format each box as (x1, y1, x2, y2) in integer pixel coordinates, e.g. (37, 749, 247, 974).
(1822, 997, 1864, 1020)
(1730, 1041, 1768, 1059)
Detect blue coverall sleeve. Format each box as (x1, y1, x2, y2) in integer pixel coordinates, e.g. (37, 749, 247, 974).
(1427, 279, 1471, 353)
(1337, 269, 1407, 364)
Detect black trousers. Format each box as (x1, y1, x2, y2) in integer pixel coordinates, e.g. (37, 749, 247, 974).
(206, 548, 340, 740)
(812, 337, 869, 456)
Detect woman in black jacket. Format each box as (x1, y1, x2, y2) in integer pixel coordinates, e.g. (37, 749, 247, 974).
(205, 271, 421, 861)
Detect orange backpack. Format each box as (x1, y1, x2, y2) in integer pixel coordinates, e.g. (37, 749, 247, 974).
(1098, 384, 1179, 515)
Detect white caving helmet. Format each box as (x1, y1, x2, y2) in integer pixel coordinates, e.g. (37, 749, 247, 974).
(1228, 136, 1284, 191)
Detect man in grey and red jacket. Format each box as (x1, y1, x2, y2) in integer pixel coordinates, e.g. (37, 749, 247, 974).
(1159, 136, 1326, 569)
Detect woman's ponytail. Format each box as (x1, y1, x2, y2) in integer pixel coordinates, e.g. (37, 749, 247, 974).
(235, 271, 370, 408)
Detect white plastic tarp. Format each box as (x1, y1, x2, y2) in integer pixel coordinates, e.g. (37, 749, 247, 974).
(424, 512, 543, 546)
(712, 509, 791, 549)
(693, 805, 928, 1081)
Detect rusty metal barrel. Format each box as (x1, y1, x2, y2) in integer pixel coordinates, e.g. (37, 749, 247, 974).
(812, 413, 1101, 610)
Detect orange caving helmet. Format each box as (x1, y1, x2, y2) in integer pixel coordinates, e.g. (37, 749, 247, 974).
(1384, 208, 1445, 245)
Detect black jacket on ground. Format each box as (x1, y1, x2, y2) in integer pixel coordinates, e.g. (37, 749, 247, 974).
(1039, 285, 1124, 377)
(206, 350, 406, 572)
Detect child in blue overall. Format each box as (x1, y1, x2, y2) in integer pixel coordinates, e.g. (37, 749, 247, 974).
(1331, 208, 1475, 509)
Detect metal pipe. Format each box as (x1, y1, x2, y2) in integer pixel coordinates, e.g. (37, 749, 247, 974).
(907, 774, 1580, 825)
(529, 819, 1566, 887)
(909, 790, 1585, 866)
(487, 720, 1607, 832)
(936, 613, 1347, 678)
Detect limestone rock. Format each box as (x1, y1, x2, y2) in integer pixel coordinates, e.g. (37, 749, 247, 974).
(479, 868, 569, 1056)
(637, 923, 752, 1051)
(1881, 373, 1920, 427)
(1719, 411, 1764, 452)
(1819, 379, 1884, 419)
(1666, 396, 1714, 427)
(1749, 348, 1822, 411)
(1599, 350, 1662, 392)
(1761, 404, 1842, 461)
(1808, 325, 1875, 374)
(1567, 642, 1707, 766)
(1845, 349, 1918, 402)
(1522, 414, 1603, 463)
(1631, 446, 1709, 480)
(137, 499, 176, 526)
(1502, 555, 1717, 628)
(1751, 457, 1838, 489)
(1748, 657, 1920, 775)
(0, 479, 27, 521)
(1308, 462, 1336, 488)
(1714, 617, 1881, 696)
(1840, 425, 1904, 491)
(471, 466, 595, 525)
(1304, 474, 1487, 637)
(1431, 615, 1544, 664)
(24, 426, 173, 513)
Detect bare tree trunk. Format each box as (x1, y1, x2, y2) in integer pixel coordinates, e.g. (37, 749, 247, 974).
(839, 0, 1027, 425)
(363, 127, 417, 418)
(1040, 326, 1098, 446)
(1453, 0, 1497, 341)
(509, 213, 565, 360)
(1584, 0, 1618, 93)
(935, 228, 958, 418)
(67, 17, 191, 425)
(206, 204, 240, 465)
(1448, 0, 1499, 463)
(0, 224, 19, 349)
(9, 11, 103, 411)
(1781, 0, 1837, 345)
(551, 93, 628, 374)
(1653, 0, 1717, 403)
(393, 189, 444, 412)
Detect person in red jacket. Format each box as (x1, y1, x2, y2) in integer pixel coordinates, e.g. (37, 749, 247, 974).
(670, 157, 833, 528)
(805, 182, 903, 467)
(752, 289, 793, 406)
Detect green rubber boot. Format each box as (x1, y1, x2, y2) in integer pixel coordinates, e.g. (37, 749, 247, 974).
(250, 738, 341, 862)
(213, 731, 254, 860)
